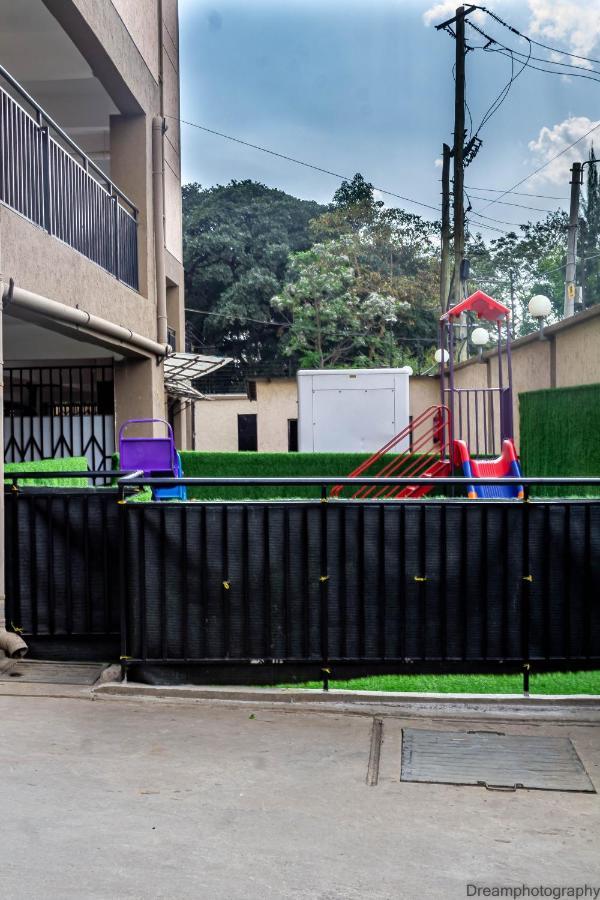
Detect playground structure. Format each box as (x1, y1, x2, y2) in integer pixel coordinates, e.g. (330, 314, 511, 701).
(334, 290, 524, 500)
(119, 418, 186, 501)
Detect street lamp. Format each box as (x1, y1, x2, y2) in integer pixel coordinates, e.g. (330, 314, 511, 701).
(528, 294, 552, 339)
(471, 326, 489, 361)
(434, 348, 449, 365)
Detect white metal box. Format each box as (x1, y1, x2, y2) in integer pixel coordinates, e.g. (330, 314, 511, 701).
(297, 368, 411, 453)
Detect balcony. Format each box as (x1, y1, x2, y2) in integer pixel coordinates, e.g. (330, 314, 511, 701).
(0, 63, 138, 291)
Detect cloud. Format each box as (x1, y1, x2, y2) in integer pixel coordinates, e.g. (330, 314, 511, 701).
(434, 157, 443, 168)
(422, 1, 496, 28)
(527, 116, 600, 185)
(527, 0, 600, 66)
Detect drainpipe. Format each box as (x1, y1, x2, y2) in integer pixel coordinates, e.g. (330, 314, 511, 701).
(1, 281, 169, 359)
(0, 283, 28, 658)
(152, 116, 168, 346)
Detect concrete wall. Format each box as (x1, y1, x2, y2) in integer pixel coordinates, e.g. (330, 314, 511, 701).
(110, 0, 160, 83)
(194, 380, 298, 452)
(195, 396, 256, 452)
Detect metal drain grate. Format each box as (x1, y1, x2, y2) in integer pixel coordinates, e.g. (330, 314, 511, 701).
(401, 729, 595, 793)
(0, 661, 106, 685)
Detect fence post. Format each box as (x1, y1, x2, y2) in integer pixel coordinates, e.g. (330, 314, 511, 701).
(320, 484, 330, 691)
(40, 121, 52, 235)
(112, 192, 120, 282)
(521, 499, 531, 696)
(118, 490, 128, 676)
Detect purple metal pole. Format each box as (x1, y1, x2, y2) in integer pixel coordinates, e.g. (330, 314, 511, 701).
(448, 319, 455, 452)
(505, 320, 515, 441)
(497, 321, 504, 444)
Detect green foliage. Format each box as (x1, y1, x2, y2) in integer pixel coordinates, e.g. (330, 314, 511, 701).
(183, 180, 324, 375)
(467, 211, 569, 335)
(183, 175, 440, 375)
(4, 457, 89, 487)
(280, 670, 600, 695)
(581, 146, 600, 306)
(520, 384, 600, 496)
(273, 175, 439, 368)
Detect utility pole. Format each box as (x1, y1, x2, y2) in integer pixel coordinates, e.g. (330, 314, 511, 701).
(565, 161, 582, 318)
(453, 6, 466, 312)
(440, 142, 452, 313)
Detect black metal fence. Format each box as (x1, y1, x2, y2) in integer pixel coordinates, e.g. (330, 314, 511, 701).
(120, 496, 600, 674)
(0, 66, 138, 290)
(4, 473, 600, 678)
(4, 483, 121, 660)
(4, 364, 115, 470)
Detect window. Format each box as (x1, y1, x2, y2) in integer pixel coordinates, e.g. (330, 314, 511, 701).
(288, 418, 298, 452)
(238, 413, 258, 451)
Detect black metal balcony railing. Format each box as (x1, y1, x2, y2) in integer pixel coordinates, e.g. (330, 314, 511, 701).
(0, 64, 138, 290)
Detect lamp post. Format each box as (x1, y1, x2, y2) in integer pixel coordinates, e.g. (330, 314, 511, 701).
(528, 294, 552, 339)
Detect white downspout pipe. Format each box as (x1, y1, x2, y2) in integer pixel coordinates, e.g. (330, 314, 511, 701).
(0, 283, 28, 657)
(152, 116, 168, 346)
(1, 281, 169, 359)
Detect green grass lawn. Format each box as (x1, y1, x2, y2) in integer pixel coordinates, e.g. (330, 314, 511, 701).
(280, 670, 600, 694)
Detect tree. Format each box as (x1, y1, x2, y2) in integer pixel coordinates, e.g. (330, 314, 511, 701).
(183, 180, 324, 374)
(465, 211, 569, 335)
(272, 180, 440, 369)
(581, 145, 600, 307)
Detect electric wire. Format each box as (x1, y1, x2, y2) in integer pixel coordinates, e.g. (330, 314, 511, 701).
(170, 116, 441, 215)
(472, 4, 600, 69)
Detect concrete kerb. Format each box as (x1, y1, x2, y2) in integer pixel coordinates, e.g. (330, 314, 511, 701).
(93, 682, 600, 722)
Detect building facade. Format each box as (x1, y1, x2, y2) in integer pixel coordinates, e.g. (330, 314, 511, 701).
(0, 0, 186, 469)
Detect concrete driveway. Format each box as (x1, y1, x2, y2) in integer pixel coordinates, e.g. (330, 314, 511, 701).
(0, 692, 599, 900)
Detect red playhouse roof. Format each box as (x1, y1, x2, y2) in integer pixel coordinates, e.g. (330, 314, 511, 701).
(442, 290, 510, 322)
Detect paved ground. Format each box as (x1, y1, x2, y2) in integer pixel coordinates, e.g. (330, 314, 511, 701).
(0, 691, 599, 900)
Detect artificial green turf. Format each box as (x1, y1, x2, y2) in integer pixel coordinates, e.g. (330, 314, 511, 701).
(4, 456, 89, 487)
(520, 383, 600, 498)
(281, 670, 600, 695)
(114, 449, 439, 501)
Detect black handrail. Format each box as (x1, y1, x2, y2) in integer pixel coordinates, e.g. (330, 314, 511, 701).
(4, 469, 136, 488)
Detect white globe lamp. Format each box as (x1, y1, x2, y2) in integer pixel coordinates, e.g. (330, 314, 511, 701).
(434, 348, 449, 365)
(528, 294, 552, 338)
(471, 327, 489, 347)
(471, 326, 489, 361)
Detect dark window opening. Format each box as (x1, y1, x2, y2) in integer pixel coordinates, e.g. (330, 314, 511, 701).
(238, 414, 257, 451)
(288, 418, 298, 452)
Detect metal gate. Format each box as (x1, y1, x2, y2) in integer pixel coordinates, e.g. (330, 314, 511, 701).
(4, 364, 115, 470)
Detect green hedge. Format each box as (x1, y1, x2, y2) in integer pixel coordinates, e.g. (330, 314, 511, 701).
(520, 383, 600, 497)
(179, 451, 394, 500)
(113, 450, 436, 501)
(4, 456, 89, 488)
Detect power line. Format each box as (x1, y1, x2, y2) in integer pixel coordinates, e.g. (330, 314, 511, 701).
(468, 209, 527, 227)
(184, 307, 437, 343)
(479, 118, 600, 211)
(468, 194, 561, 213)
(465, 185, 569, 201)
(171, 116, 441, 215)
(473, 4, 600, 69)
(466, 25, 532, 137)
(485, 46, 600, 87)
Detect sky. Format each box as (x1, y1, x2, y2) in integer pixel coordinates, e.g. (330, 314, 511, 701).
(178, 0, 600, 237)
